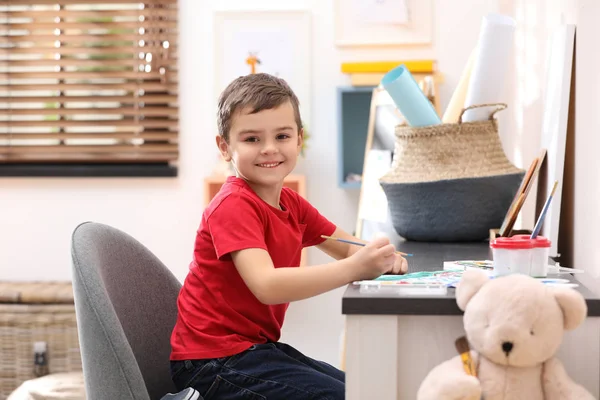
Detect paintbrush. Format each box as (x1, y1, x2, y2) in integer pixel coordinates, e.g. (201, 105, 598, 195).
(530, 181, 559, 239)
(320, 235, 413, 257)
(455, 336, 477, 377)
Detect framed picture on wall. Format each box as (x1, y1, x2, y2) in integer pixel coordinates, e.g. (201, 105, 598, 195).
(334, 0, 433, 47)
(213, 10, 312, 126)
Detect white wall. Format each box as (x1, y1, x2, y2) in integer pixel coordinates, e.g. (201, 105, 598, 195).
(570, 0, 600, 281)
(497, 0, 600, 285)
(0, 0, 501, 367)
(496, 0, 575, 228)
(549, 0, 600, 283)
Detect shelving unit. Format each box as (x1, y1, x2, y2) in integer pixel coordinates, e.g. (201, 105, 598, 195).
(337, 86, 375, 189)
(337, 72, 442, 189)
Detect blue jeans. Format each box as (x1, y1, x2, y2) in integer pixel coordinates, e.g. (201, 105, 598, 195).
(170, 342, 345, 400)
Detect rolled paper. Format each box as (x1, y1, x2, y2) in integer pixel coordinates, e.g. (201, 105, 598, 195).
(442, 48, 476, 123)
(381, 64, 442, 127)
(463, 13, 516, 122)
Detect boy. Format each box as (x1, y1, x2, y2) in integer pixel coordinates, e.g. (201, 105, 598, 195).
(170, 73, 408, 399)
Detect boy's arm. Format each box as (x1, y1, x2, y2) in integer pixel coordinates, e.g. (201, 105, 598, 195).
(231, 248, 354, 305)
(316, 227, 408, 275)
(316, 226, 365, 260)
(231, 236, 396, 305)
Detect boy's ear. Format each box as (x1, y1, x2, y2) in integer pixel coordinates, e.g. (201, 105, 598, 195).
(216, 135, 231, 161)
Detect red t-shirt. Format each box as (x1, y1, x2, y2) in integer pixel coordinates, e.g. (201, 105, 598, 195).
(170, 176, 337, 360)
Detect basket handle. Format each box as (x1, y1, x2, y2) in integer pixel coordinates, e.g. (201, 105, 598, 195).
(458, 103, 507, 124)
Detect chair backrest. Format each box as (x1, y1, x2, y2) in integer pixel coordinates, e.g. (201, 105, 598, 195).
(71, 222, 181, 400)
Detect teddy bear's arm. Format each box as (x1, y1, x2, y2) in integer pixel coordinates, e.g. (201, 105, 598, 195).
(417, 352, 481, 400)
(542, 357, 595, 400)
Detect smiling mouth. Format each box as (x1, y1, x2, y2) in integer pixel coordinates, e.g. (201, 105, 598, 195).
(256, 162, 282, 168)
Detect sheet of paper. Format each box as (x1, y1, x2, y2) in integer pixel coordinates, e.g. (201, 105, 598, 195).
(442, 48, 476, 123)
(463, 13, 516, 121)
(354, 270, 465, 287)
(358, 149, 392, 223)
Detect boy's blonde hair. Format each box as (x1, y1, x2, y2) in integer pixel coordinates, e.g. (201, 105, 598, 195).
(217, 73, 302, 142)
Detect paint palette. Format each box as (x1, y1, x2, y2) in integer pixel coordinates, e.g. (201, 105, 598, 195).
(355, 270, 580, 290)
(355, 270, 465, 287)
(358, 282, 448, 295)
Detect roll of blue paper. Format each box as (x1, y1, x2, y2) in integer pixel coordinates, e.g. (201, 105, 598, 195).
(381, 64, 441, 127)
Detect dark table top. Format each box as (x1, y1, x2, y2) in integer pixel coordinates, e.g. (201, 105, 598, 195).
(342, 240, 600, 316)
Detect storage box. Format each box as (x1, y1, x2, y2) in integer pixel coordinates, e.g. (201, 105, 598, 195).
(0, 282, 82, 399)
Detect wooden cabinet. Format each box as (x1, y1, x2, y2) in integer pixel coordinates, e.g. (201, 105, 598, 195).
(203, 174, 307, 266)
(203, 174, 306, 207)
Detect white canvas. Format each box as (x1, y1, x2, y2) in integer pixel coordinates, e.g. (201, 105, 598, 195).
(538, 24, 575, 257)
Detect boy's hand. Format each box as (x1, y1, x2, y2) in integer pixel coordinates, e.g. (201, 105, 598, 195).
(371, 232, 408, 275)
(347, 236, 396, 281)
(388, 254, 408, 275)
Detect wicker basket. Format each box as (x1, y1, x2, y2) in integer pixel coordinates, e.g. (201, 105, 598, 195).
(379, 103, 525, 242)
(0, 282, 82, 399)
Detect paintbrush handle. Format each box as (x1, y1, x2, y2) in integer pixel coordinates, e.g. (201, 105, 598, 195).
(457, 350, 477, 376)
(531, 181, 559, 239)
(320, 235, 413, 257)
(530, 198, 552, 238)
(327, 237, 362, 247)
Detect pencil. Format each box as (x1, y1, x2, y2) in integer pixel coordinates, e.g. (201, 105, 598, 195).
(320, 235, 413, 257)
(530, 181, 559, 239)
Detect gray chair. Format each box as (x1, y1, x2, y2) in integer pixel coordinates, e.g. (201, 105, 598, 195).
(71, 221, 182, 400)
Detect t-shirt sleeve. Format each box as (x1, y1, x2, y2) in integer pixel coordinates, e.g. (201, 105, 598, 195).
(294, 192, 337, 247)
(207, 193, 268, 259)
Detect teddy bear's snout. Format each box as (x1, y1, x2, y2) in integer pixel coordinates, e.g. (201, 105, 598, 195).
(502, 341, 514, 355)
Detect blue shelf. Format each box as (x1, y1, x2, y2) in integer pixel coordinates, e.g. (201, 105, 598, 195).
(337, 86, 376, 189)
(339, 181, 362, 190)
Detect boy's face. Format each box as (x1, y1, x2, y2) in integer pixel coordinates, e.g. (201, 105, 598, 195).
(217, 101, 303, 188)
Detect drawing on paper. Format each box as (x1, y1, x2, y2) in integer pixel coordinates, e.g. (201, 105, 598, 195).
(246, 52, 261, 74)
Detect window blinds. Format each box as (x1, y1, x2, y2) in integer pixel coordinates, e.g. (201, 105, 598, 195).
(0, 0, 178, 173)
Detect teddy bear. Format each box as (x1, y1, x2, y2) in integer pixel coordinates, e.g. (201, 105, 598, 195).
(417, 269, 595, 400)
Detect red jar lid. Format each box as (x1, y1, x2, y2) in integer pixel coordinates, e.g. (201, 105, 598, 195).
(490, 236, 535, 249)
(512, 234, 552, 248)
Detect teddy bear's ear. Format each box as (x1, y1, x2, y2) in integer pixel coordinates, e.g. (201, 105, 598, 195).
(553, 288, 588, 330)
(456, 269, 490, 311)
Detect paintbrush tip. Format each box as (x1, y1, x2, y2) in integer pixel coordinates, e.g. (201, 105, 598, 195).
(455, 335, 471, 354)
(551, 181, 559, 195)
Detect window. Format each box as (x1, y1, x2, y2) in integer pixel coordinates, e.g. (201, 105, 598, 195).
(0, 0, 179, 177)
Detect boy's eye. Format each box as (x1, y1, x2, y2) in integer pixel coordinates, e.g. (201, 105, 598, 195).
(244, 137, 259, 143)
(277, 134, 291, 140)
